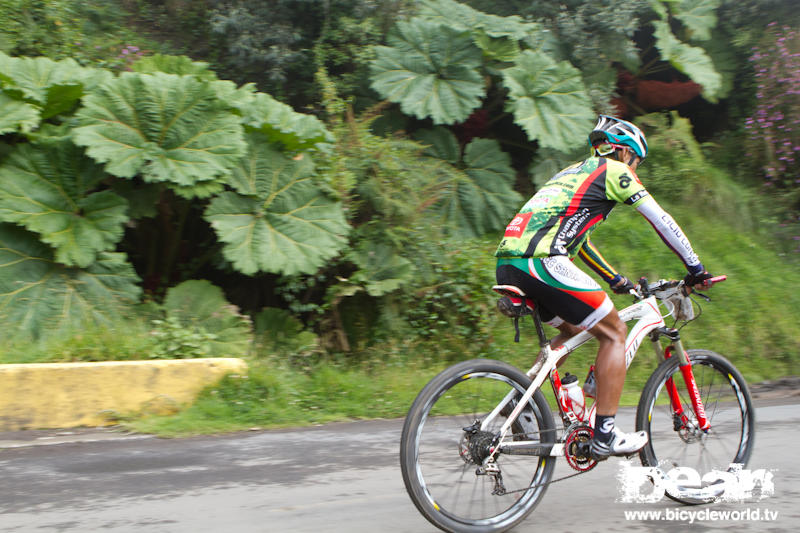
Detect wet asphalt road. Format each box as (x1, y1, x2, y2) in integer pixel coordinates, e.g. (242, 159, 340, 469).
(0, 399, 797, 533)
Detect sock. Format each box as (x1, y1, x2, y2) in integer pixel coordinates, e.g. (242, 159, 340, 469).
(594, 414, 616, 444)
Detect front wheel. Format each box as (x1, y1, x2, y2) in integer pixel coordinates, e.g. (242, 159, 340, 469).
(400, 359, 556, 533)
(636, 349, 755, 504)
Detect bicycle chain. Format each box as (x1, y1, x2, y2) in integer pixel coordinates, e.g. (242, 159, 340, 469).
(495, 464, 599, 496)
(489, 427, 601, 496)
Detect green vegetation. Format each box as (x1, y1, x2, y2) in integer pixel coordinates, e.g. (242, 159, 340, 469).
(0, 0, 798, 436)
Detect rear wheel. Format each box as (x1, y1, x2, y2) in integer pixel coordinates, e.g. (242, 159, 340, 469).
(636, 349, 755, 504)
(400, 359, 556, 532)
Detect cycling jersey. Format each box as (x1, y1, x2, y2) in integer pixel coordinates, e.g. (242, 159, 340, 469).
(496, 157, 648, 259)
(495, 156, 703, 280)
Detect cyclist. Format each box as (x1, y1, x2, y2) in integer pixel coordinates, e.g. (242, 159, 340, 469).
(495, 115, 714, 460)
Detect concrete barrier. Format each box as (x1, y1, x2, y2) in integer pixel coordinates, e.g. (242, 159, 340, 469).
(0, 358, 248, 431)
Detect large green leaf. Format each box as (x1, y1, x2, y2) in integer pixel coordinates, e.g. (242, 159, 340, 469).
(162, 280, 252, 357)
(0, 52, 111, 120)
(652, 20, 722, 101)
(418, 0, 540, 40)
(501, 50, 595, 152)
(370, 19, 485, 125)
(73, 72, 246, 193)
(204, 134, 349, 276)
(698, 30, 737, 100)
(429, 135, 522, 237)
(474, 32, 521, 63)
(0, 141, 128, 267)
(0, 93, 40, 134)
(413, 127, 460, 163)
(0, 224, 141, 339)
(346, 242, 415, 297)
(234, 92, 334, 152)
(672, 0, 720, 41)
(133, 54, 218, 80)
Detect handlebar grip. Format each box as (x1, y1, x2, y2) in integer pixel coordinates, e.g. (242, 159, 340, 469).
(703, 275, 727, 287)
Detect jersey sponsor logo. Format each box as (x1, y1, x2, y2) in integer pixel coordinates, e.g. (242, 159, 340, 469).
(619, 175, 632, 188)
(555, 207, 592, 252)
(543, 256, 600, 290)
(627, 190, 649, 205)
(659, 214, 700, 265)
(524, 186, 560, 210)
(504, 211, 533, 237)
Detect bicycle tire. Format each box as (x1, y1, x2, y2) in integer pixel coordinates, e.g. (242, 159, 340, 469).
(636, 349, 755, 504)
(400, 358, 556, 533)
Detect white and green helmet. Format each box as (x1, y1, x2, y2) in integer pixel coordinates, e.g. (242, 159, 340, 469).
(588, 115, 649, 160)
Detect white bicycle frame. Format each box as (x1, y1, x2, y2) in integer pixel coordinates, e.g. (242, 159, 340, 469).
(482, 292, 684, 457)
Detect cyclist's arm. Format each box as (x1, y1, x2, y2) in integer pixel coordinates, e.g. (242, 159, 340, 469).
(578, 238, 620, 284)
(635, 196, 704, 274)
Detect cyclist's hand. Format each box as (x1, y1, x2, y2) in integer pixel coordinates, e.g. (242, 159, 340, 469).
(684, 269, 714, 291)
(610, 275, 635, 295)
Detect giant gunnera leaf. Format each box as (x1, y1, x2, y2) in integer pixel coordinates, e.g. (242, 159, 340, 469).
(0, 92, 39, 134)
(670, 0, 721, 42)
(0, 224, 141, 339)
(418, 0, 539, 41)
(652, 20, 722, 102)
(204, 133, 349, 276)
(441, 137, 522, 237)
(0, 52, 112, 121)
(370, 18, 485, 125)
(0, 141, 128, 267)
(234, 92, 334, 152)
(417, 129, 522, 237)
(73, 72, 246, 194)
(133, 54, 219, 80)
(162, 280, 252, 357)
(502, 50, 595, 152)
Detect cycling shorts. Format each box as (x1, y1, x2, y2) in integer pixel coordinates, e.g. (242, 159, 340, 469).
(495, 256, 614, 330)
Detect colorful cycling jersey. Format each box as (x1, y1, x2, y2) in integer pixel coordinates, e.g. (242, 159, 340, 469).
(496, 157, 649, 259)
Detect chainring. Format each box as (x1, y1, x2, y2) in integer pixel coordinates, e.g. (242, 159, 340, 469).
(564, 424, 598, 472)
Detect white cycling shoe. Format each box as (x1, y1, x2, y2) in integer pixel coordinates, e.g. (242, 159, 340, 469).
(590, 427, 648, 460)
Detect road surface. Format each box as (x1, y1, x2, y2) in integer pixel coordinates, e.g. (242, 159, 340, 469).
(0, 399, 796, 532)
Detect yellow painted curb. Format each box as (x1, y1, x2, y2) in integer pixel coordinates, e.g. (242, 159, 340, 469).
(0, 358, 248, 431)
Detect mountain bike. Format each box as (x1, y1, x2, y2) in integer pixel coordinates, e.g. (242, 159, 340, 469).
(399, 275, 754, 533)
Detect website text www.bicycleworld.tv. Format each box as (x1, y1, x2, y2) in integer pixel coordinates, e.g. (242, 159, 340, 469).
(623, 507, 779, 524)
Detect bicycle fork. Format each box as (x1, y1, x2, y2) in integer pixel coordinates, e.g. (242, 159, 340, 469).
(654, 332, 711, 432)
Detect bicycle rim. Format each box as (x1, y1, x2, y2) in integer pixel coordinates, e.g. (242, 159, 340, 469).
(637, 350, 755, 503)
(401, 359, 555, 533)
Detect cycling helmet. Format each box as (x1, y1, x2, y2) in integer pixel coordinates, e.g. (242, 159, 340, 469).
(588, 115, 648, 161)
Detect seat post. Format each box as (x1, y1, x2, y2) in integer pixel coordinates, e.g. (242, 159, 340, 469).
(532, 307, 549, 348)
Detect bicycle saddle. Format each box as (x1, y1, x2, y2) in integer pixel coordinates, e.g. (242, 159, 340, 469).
(492, 285, 536, 318)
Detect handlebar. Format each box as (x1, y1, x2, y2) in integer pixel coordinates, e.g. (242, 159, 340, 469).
(704, 275, 727, 287)
(635, 275, 727, 300)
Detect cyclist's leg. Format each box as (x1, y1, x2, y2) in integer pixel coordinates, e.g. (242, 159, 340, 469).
(587, 309, 627, 416)
(588, 311, 647, 458)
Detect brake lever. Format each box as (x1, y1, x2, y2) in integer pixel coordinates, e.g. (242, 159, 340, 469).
(693, 291, 711, 302)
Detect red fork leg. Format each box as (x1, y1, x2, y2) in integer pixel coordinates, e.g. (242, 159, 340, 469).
(664, 347, 690, 427)
(678, 362, 711, 430)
